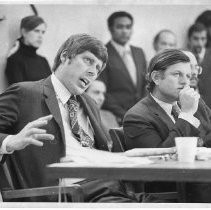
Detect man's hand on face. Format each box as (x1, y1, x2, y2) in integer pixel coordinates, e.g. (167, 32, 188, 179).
(6, 115, 54, 152)
(179, 86, 200, 115)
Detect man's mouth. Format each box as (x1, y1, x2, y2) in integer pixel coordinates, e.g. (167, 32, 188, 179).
(79, 78, 90, 87)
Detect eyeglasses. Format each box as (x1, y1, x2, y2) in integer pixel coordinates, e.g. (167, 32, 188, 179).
(191, 64, 203, 75)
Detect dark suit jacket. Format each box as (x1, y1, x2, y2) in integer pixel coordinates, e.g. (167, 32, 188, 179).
(123, 94, 211, 149)
(123, 94, 211, 196)
(0, 77, 110, 196)
(198, 48, 211, 109)
(99, 42, 147, 120)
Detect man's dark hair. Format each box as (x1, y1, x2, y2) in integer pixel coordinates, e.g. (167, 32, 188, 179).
(107, 11, 133, 29)
(188, 23, 207, 38)
(146, 49, 190, 92)
(195, 10, 211, 27)
(52, 34, 108, 72)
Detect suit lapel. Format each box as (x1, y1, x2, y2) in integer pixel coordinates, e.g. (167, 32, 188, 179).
(43, 77, 66, 145)
(146, 95, 175, 131)
(78, 94, 108, 150)
(131, 46, 142, 91)
(107, 42, 136, 89)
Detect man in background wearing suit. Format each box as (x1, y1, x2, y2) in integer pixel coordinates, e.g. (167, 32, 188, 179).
(0, 34, 138, 202)
(124, 49, 211, 202)
(188, 23, 211, 108)
(99, 11, 147, 124)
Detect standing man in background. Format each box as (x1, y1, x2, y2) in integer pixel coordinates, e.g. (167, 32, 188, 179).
(188, 23, 211, 108)
(99, 11, 147, 124)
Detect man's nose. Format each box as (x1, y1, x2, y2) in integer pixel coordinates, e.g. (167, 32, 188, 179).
(180, 76, 189, 84)
(88, 67, 97, 77)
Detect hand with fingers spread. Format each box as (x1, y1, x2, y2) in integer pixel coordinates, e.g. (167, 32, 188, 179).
(6, 115, 54, 152)
(179, 86, 200, 115)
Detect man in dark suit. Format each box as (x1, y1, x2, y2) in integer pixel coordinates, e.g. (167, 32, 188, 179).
(0, 34, 138, 202)
(124, 49, 211, 202)
(188, 23, 211, 108)
(99, 11, 147, 124)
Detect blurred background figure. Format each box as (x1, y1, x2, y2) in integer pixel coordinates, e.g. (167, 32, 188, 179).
(86, 80, 119, 151)
(182, 50, 202, 91)
(188, 23, 211, 108)
(153, 29, 177, 53)
(99, 11, 147, 125)
(5, 15, 51, 85)
(195, 10, 211, 48)
(187, 23, 207, 64)
(86, 80, 119, 130)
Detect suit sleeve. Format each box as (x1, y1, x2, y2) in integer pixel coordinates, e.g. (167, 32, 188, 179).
(123, 113, 200, 149)
(99, 64, 126, 119)
(0, 84, 21, 147)
(5, 56, 25, 85)
(197, 99, 211, 147)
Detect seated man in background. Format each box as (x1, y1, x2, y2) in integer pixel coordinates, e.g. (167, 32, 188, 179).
(86, 79, 119, 130)
(182, 50, 202, 91)
(153, 29, 177, 54)
(124, 49, 211, 202)
(0, 33, 140, 202)
(86, 79, 119, 150)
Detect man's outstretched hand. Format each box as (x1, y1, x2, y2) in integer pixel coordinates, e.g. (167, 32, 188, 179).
(6, 115, 54, 152)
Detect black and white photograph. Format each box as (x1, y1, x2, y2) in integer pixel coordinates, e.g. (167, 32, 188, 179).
(1, 0, 211, 208)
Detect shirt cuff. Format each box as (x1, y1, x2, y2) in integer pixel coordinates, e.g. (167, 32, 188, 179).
(178, 112, 200, 128)
(0, 135, 14, 154)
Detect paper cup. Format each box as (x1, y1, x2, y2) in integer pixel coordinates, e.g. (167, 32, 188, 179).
(175, 137, 197, 163)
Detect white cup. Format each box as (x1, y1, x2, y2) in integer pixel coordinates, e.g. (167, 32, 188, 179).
(175, 137, 197, 163)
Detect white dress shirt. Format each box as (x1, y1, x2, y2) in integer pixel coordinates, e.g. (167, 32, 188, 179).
(52, 73, 95, 184)
(111, 40, 137, 85)
(151, 94, 200, 128)
(197, 47, 206, 64)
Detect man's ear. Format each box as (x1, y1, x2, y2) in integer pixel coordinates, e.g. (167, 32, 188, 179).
(60, 50, 69, 64)
(21, 28, 27, 37)
(151, 70, 161, 85)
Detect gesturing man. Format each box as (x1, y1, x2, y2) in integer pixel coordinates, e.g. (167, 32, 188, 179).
(0, 34, 138, 202)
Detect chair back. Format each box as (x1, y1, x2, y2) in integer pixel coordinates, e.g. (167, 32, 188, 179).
(109, 127, 126, 152)
(0, 160, 84, 202)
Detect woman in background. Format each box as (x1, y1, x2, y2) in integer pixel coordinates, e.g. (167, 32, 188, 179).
(5, 15, 51, 85)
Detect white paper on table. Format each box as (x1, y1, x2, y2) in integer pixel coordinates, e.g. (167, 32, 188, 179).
(57, 155, 152, 167)
(125, 147, 176, 157)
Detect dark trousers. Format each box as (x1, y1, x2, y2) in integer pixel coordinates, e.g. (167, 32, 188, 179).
(74, 179, 138, 202)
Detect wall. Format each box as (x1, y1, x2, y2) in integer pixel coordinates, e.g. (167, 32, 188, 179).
(0, 1, 211, 92)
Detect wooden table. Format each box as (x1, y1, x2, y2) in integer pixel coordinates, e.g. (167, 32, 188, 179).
(46, 159, 211, 183)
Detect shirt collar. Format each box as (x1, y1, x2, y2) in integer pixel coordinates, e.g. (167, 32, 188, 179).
(111, 39, 131, 57)
(150, 93, 176, 116)
(51, 73, 71, 105)
(198, 47, 206, 60)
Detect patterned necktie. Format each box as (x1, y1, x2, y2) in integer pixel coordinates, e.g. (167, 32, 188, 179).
(66, 96, 94, 148)
(171, 103, 181, 120)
